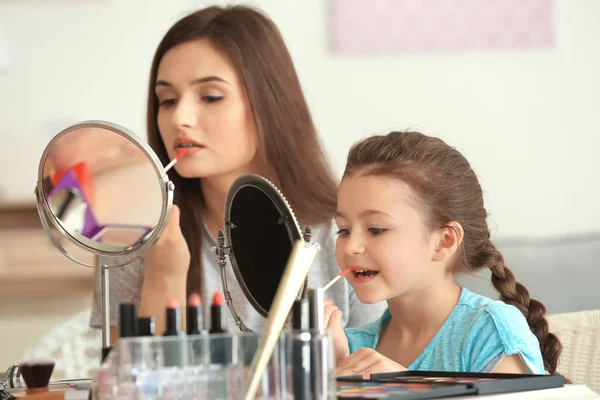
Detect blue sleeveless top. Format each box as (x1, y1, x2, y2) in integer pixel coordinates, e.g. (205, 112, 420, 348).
(344, 287, 545, 373)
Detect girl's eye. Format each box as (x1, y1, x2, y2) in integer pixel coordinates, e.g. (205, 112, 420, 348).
(336, 228, 350, 238)
(203, 95, 223, 103)
(368, 227, 387, 236)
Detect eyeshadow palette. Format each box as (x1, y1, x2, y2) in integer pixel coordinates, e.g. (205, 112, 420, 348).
(337, 380, 476, 399)
(337, 371, 565, 399)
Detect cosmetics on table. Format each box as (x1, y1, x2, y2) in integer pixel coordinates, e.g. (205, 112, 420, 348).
(209, 291, 227, 334)
(162, 297, 188, 367)
(208, 291, 231, 365)
(292, 298, 311, 400)
(186, 293, 204, 335)
(164, 297, 184, 336)
(308, 287, 331, 400)
(186, 292, 209, 366)
(119, 303, 138, 338)
(137, 317, 155, 337)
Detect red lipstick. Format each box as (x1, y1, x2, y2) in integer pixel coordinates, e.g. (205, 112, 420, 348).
(209, 291, 227, 334)
(186, 292, 203, 335)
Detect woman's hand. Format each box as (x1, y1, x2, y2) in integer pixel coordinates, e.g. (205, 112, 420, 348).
(144, 204, 190, 279)
(324, 298, 349, 364)
(336, 348, 407, 378)
(139, 204, 190, 335)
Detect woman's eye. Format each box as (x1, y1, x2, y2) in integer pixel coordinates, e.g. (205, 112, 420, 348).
(203, 95, 223, 103)
(368, 227, 387, 236)
(336, 228, 350, 238)
(158, 99, 176, 107)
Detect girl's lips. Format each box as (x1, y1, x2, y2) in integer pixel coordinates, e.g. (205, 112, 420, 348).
(350, 271, 379, 284)
(348, 267, 380, 284)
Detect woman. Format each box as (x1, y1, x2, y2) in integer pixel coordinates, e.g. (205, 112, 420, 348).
(89, 5, 386, 337)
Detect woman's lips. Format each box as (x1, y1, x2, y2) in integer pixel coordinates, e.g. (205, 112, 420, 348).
(175, 145, 205, 155)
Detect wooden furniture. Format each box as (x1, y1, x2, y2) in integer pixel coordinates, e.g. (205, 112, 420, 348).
(0, 201, 95, 301)
(547, 310, 600, 394)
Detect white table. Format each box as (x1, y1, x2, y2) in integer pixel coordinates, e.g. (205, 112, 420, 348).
(444, 384, 599, 399)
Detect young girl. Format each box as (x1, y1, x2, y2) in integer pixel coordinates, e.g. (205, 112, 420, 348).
(89, 5, 386, 338)
(325, 131, 564, 378)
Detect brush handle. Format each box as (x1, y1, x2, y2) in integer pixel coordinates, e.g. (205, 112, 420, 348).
(243, 240, 319, 400)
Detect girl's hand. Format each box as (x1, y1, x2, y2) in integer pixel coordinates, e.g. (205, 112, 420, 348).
(336, 348, 407, 378)
(324, 298, 349, 364)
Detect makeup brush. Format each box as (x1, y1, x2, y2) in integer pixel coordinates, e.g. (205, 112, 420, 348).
(323, 268, 352, 292)
(17, 359, 54, 393)
(164, 149, 186, 173)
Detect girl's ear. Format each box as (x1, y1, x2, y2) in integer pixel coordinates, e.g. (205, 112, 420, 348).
(431, 221, 464, 262)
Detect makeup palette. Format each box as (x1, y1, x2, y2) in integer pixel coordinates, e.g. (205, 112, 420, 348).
(337, 380, 473, 399)
(336, 371, 565, 399)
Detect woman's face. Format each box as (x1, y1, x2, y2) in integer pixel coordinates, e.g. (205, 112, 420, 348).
(155, 39, 260, 179)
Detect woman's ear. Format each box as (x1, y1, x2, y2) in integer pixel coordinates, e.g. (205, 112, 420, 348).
(431, 221, 464, 262)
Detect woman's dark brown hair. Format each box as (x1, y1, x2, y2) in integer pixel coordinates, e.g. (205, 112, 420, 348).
(343, 130, 564, 376)
(146, 5, 338, 296)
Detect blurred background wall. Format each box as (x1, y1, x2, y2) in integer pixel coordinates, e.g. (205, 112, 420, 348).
(0, 0, 598, 369)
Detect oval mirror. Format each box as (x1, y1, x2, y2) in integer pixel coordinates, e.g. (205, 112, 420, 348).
(213, 174, 314, 332)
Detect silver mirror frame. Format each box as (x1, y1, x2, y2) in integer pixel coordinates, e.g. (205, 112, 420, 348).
(33, 120, 175, 353)
(35, 120, 174, 265)
(212, 174, 312, 332)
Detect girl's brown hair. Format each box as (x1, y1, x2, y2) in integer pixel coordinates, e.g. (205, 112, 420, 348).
(343, 130, 563, 375)
(146, 5, 338, 296)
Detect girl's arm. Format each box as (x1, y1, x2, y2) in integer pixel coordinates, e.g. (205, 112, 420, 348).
(492, 355, 528, 374)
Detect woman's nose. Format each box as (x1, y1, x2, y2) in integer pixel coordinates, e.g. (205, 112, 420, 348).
(171, 97, 198, 128)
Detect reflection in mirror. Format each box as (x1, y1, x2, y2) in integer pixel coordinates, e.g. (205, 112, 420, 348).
(41, 126, 162, 250)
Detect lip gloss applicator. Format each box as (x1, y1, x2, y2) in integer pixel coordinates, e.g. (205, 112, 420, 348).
(322, 268, 352, 292)
(163, 149, 186, 173)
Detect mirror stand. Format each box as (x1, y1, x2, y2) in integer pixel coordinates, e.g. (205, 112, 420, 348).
(33, 120, 176, 369)
(213, 230, 250, 332)
(35, 183, 114, 358)
(100, 265, 111, 360)
(212, 225, 313, 332)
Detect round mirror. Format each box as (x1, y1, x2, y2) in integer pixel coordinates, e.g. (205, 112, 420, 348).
(35, 120, 173, 265)
(214, 174, 313, 331)
(34, 120, 174, 357)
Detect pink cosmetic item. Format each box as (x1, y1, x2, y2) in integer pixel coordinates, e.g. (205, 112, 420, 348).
(163, 149, 187, 173)
(322, 268, 352, 292)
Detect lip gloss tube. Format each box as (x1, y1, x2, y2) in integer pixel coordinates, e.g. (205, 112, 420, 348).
(308, 288, 330, 400)
(292, 298, 311, 400)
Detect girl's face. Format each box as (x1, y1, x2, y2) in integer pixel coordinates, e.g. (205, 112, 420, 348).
(155, 39, 260, 179)
(335, 174, 444, 304)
